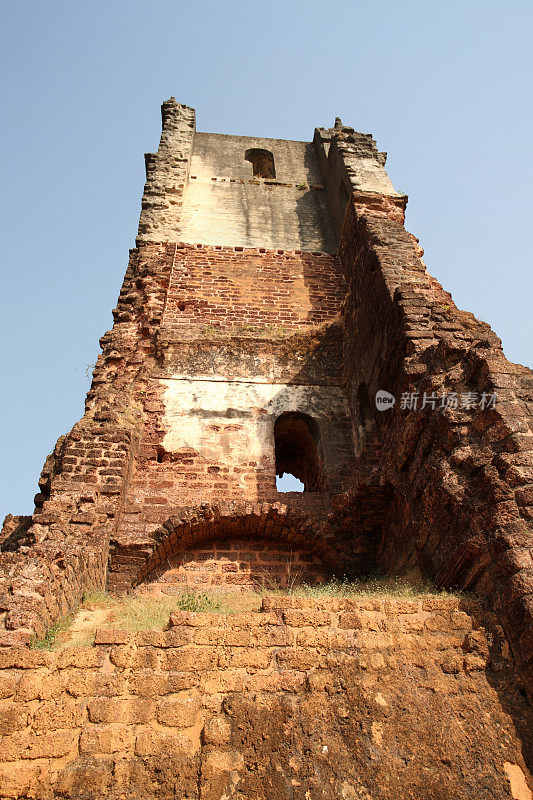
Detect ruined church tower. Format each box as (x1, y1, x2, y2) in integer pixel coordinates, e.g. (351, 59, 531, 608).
(1, 99, 532, 799)
(83, 99, 413, 595)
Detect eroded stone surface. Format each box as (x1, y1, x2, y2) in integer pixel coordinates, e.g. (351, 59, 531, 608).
(0, 599, 530, 799)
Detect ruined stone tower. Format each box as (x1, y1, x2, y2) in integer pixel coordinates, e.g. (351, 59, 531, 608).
(1, 100, 532, 799)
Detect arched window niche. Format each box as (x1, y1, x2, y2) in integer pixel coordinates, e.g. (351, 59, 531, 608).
(245, 148, 276, 179)
(274, 412, 326, 493)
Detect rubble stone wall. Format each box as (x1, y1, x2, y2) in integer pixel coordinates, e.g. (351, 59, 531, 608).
(0, 597, 531, 800)
(137, 100, 196, 243)
(0, 421, 136, 645)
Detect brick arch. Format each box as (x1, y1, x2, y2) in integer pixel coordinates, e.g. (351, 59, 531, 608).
(133, 501, 341, 588)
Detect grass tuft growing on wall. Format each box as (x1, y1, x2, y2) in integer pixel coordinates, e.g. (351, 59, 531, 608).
(264, 571, 459, 599)
(29, 573, 463, 650)
(81, 590, 222, 631)
(29, 616, 74, 650)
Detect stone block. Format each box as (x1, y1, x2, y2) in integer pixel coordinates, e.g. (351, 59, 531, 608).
(464, 653, 488, 672)
(0, 704, 29, 735)
(277, 648, 324, 670)
(228, 648, 271, 669)
(295, 628, 329, 648)
(79, 723, 136, 754)
(200, 669, 246, 694)
(282, 610, 331, 627)
(327, 630, 356, 649)
(382, 600, 421, 614)
(109, 643, 135, 668)
(354, 631, 396, 650)
(164, 628, 193, 647)
(424, 614, 452, 632)
(422, 597, 461, 612)
(94, 629, 132, 645)
(450, 611, 473, 630)
(129, 669, 198, 696)
(337, 612, 364, 629)
(358, 612, 386, 631)
(32, 700, 80, 732)
(398, 613, 425, 632)
(54, 756, 113, 797)
(2, 730, 78, 761)
(0, 761, 44, 798)
(201, 746, 244, 778)
(163, 647, 218, 672)
(135, 726, 199, 757)
(230, 612, 279, 627)
(202, 714, 231, 745)
(156, 694, 201, 727)
(463, 630, 490, 658)
(16, 672, 62, 701)
(87, 697, 155, 724)
(192, 627, 227, 646)
(0, 672, 19, 699)
(306, 669, 336, 692)
(132, 647, 160, 670)
(57, 648, 103, 669)
(245, 671, 306, 692)
(440, 651, 463, 674)
(252, 627, 293, 647)
(168, 611, 213, 628)
(65, 671, 126, 698)
(0, 650, 51, 670)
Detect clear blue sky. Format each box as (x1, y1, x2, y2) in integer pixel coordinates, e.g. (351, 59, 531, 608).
(1, 0, 532, 521)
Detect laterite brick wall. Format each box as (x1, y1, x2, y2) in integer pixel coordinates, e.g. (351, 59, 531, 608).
(136, 537, 327, 593)
(0, 597, 531, 800)
(337, 192, 533, 696)
(161, 244, 344, 330)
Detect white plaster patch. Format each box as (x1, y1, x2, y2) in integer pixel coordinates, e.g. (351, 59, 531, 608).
(178, 178, 336, 252)
(160, 377, 347, 465)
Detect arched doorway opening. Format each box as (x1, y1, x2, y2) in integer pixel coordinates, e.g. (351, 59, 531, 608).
(245, 148, 276, 178)
(274, 412, 326, 493)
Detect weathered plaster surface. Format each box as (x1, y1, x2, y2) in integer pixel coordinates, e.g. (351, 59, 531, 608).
(191, 133, 323, 184)
(178, 179, 336, 251)
(179, 133, 336, 251)
(160, 377, 350, 466)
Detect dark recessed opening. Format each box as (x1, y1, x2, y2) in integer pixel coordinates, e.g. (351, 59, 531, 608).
(357, 383, 373, 428)
(274, 411, 326, 492)
(245, 148, 276, 179)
